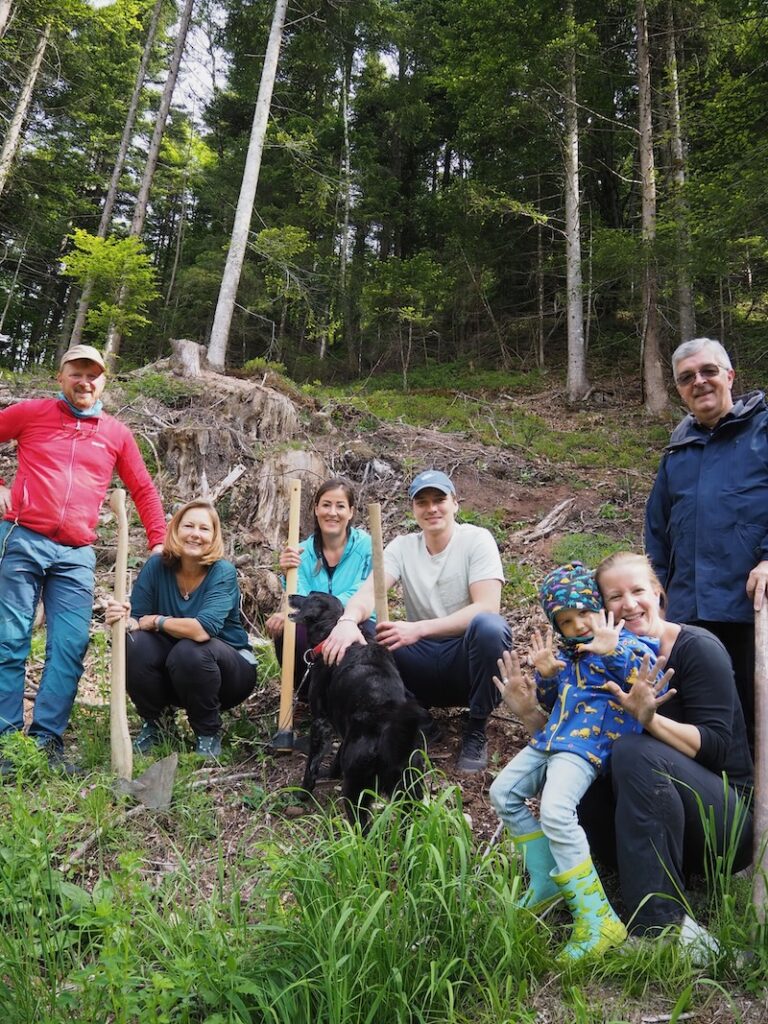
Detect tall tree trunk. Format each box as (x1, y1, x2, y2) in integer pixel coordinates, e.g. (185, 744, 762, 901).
(0, 0, 13, 38)
(0, 231, 27, 335)
(105, 0, 196, 366)
(563, 7, 590, 404)
(0, 21, 51, 200)
(70, 0, 164, 346)
(637, 0, 669, 415)
(666, 0, 696, 342)
(207, 0, 289, 371)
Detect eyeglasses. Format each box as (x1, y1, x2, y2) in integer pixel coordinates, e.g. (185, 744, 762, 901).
(675, 364, 726, 387)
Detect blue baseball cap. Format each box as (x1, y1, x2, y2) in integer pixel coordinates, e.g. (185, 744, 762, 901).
(407, 470, 456, 499)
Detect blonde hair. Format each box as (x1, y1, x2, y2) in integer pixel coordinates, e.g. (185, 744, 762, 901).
(594, 550, 665, 607)
(163, 499, 225, 566)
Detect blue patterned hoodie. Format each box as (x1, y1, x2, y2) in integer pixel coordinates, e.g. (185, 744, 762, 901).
(530, 563, 660, 772)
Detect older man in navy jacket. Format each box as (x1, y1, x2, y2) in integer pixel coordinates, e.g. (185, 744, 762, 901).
(645, 337, 768, 754)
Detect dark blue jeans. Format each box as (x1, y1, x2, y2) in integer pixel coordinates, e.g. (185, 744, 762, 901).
(392, 612, 511, 720)
(0, 521, 94, 739)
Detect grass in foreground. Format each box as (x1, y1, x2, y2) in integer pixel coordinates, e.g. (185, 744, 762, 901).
(0, 746, 765, 1023)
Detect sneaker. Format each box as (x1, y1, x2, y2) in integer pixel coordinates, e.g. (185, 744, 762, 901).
(134, 720, 163, 755)
(194, 734, 222, 759)
(456, 729, 488, 772)
(134, 713, 180, 755)
(679, 914, 721, 966)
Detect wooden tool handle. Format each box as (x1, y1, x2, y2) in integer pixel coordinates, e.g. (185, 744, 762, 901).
(276, 479, 302, 737)
(368, 502, 388, 623)
(109, 489, 133, 780)
(753, 602, 768, 921)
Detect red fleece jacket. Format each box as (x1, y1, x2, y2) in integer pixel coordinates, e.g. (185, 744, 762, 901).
(0, 398, 165, 548)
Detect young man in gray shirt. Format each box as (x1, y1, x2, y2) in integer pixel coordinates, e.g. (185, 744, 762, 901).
(323, 470, 511, 771)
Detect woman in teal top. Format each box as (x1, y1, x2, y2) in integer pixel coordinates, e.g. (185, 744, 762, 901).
(265, 478, 374, 693)
(105, 499, 256, 759)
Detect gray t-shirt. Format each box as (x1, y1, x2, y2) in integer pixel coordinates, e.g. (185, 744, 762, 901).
(383, 523, 504, 621)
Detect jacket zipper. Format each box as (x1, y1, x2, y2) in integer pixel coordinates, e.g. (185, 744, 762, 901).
(545, 682, 570, 750)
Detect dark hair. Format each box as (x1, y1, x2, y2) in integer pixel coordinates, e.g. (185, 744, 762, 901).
(311, 477, 356, 567)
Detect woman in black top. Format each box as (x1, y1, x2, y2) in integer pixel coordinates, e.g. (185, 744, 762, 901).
(495, 551, 753, 941)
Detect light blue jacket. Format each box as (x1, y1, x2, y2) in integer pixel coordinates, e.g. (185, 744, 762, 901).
(296, 527, 373, 609)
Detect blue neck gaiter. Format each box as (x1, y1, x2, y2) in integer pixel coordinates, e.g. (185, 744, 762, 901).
(58, 392, 103, 419)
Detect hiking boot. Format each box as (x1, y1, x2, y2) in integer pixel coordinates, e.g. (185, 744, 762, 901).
(133, 713, 179, 755)
(33, 734, 81, 776)
(194, 734, 222, 760)
(456, 729, 488, 772)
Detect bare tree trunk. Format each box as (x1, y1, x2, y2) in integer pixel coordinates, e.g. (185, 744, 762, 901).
(536, 174, 545, 367)
(0, 231, 27, 335)
(70, 0, 164, 346)
(0, 0, 14, 38)
(105, 0, 196, 367)
(637, 0, 669, 415)
(207, 0, 289, 371)
(666, 0, 696, 342)
(563, 8, 590, 404)
(0, 21, 51, 200)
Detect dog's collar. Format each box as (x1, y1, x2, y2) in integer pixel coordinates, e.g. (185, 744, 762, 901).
(304, 641, 326, 663)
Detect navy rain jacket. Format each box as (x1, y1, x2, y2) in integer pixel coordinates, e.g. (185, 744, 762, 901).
(645, 391, 768, 624)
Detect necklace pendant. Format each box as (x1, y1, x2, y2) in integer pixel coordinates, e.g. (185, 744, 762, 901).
(183, 591, 190, 600)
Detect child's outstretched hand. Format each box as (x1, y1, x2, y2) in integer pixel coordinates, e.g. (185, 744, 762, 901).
(529, 627, 565, 677)
(577, 610, 624, 655)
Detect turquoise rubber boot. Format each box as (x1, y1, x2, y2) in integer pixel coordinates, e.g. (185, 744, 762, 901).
(514, 830, 561, 911)
(552, 856, 627, 962)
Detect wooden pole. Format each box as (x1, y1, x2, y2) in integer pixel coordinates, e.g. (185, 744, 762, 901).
(368, 502, 388, 624)
(273, 479, 302, 750)
(752, 603, 768, 922)
(109, 489, 133, 780)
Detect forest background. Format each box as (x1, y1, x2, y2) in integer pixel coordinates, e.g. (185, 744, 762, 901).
(3, 4, 768, 1020)
(2, 0, 767, 398)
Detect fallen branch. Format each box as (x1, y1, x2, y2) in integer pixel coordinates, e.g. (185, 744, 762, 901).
(511, 498, 576, 544)
(61, 803, 147, 872)
(190, 769, 265, 789)
(210, 464, 247, 502)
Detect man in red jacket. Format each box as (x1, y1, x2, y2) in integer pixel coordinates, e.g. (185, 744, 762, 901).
(0, 345, 166, 769)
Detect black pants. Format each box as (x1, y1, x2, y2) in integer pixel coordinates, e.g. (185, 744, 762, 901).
(693, 620, 755, 757)
(578, 732, 753, 934)
(126, 632, 257, 736)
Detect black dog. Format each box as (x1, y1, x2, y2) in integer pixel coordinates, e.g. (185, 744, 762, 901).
(289, 592, 428, 828)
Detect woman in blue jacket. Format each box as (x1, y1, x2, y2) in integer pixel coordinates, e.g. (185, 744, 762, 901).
(265, 478, 374, 693)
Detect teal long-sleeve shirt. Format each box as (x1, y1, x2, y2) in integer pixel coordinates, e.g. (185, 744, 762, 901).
(295, 527, 373, 608)
(130, 555, 249, 650)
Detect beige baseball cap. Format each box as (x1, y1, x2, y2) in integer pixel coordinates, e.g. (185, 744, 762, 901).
(60, 345, 107, 373)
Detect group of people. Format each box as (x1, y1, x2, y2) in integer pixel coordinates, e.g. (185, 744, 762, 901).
(0, 337, 760, 963)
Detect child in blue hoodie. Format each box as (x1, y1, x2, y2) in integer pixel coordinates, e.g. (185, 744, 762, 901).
(489, 562, 660, 962)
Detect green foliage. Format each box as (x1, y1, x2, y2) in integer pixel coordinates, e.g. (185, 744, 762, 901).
(551, 532, 637, 568)
(503, 561, 540, 608)
(62, 230, 159, 340)
(241, 356, 288, 376)
(457, 506, 507, 543)
(119, 372, 201, 408)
